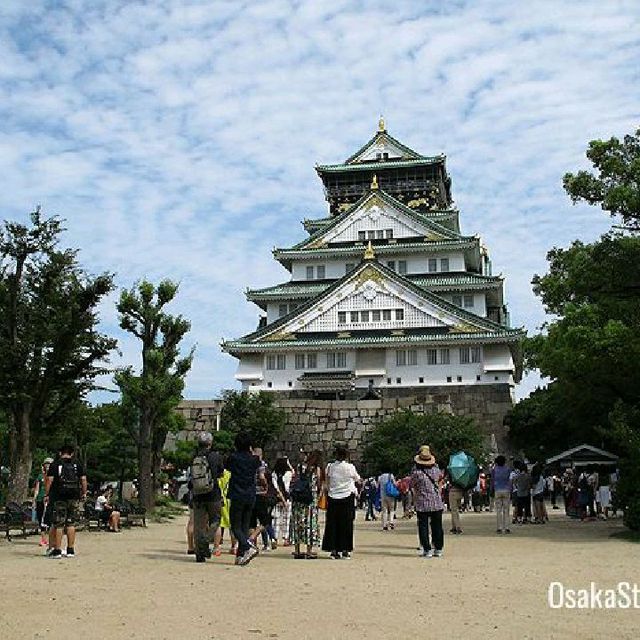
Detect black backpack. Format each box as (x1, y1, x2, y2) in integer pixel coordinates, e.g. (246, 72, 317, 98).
(57, 460, 80, 499)
(290, 467, 313, 505)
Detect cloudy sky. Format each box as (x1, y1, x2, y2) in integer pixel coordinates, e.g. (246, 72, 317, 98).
(1, 1, 638, 400)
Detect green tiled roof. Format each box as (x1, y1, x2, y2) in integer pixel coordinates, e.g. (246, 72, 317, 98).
(223, 329, 523, 353)
(246, 273, 503, 303)
(228, 258, 518, 350)
(290, 190, 462, 252)
(274, 238, 479, 262)
(316, 158, 443, 173)
(342, 130, 429, 164)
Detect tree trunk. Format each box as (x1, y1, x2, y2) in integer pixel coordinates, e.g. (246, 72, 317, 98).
(137, 442, 153, 511)
(8, 408, 32, 503)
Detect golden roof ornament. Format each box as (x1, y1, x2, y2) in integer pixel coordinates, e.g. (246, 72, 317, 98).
(364, 240, 375, 260)
(378, 115, 386, 132)
(370, 174, 379, 190)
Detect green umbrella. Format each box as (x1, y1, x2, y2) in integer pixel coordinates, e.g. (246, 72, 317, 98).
(447, 451, 480, 490)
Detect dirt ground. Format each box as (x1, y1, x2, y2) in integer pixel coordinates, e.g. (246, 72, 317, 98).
(0, 508, 638, 640)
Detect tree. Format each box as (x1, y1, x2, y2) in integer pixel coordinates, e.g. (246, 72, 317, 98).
(363, 411, 486, 477)
(563, 127, 640, 232)
(219, 390, 286, 448)
(0, 209, 116, 501)
(115, 280, 193, 510)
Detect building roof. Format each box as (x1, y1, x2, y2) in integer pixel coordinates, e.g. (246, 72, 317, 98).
(343, 127, 427, 164)
(545, 444, 619, 466)
(224, 256, 523, 353)
(246, 272, 504, 306)
(274, 237, 480, 265)
(316, 157, 444, 174)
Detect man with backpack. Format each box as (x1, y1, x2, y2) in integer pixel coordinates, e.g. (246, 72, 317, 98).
(191, 432, 224, 563)
(45, 444, 87, 559)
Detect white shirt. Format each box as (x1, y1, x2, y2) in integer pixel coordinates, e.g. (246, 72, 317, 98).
(326, 461, 360, 499)
(95, 495, 108, 511)
(272, 470, 293, 495)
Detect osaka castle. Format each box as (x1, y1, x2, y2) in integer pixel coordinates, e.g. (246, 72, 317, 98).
(222, 119, 524, 397)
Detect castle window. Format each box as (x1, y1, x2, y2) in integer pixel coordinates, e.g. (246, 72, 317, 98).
(306, 266, 314, 280)
(439, 348, 450, 365)
(316, 265, 326, 279)
(385, 229, 393, 239)
(446, 376, 452, 383)
(360, 310, 369, 322)
(367, 230, 376, 240)
(376, 230, 384, 239)
(295, 354, 306, 369)
(387, 260, 396, 271)
(457, 375, 462, 382)
(395, 308, 404, 321)
(382, 309, 392, 321)
(278, 304, 288, 317)
(419, 377, 425, 383)
(276, 355, 286, 370)
(338, 311, 347, 324)
(426, 349, 437, 365)
(398, 260, 407, 275)
(471, 347, 481, 363)
(358, 231, 366, 241)
(327, 352, 346, 368)
(407, 349, 417, 365)
(396, 377, 401, 384)
(428, 258, 437, 272)
(460, 347, 470, 364)
(476, 375, 481, 381)
(350, 311, 359, 323)
(464, 295, 474, 308)
(396, 350, 406, 367)
(372, 310, 381, 321)
(440, 258, 450, 272)
(266, 355, 276, 370)
(267, 381, 273, 388)
(307, 353, 317, 369)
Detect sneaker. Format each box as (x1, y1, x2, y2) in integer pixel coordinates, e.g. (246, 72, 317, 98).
(271, 540, 278, 550)
(341, 552, 351, 559)
(382, 526, 388, 531)
(416, 547, 424, 556)
(195, 555, 206, 563)
(66, 547, 75, 558)
(261, 545, 270, 552)
(389, 523, 395, 530)
(433, 549, 443, 558)
(505, 529, 511, 534)
(422, 549, 434, 558)
(456, 528, 463, 534)
(243, 546, 259, 565)
(496, 529, 503, 534)
(330, 552, 341, 560)
(49, 549, 63, 559)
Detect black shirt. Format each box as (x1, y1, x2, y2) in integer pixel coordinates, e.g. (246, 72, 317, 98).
(46, 456, 85, 500)
(227, 451, 261, 503)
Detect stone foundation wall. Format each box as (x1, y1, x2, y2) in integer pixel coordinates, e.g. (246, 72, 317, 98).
(266, 384, 514, 464)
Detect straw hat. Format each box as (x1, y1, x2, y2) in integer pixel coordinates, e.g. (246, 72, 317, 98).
(414, 445, 436, 466)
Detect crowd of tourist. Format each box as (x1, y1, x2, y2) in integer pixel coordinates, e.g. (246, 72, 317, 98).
(29, 433, 619, 564)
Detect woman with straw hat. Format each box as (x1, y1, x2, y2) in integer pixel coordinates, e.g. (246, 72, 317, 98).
(410, 445, 445, 558)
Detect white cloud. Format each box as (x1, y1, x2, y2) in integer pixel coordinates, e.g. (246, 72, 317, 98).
(0, 0, 638, 401)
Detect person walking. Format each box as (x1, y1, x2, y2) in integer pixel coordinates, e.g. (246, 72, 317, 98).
(272, 457, 293, 546)
(191, 432, 224, 563)
(227, 432, 262, 566)
(322, 446, 361, 559)
(491, 455, 512, 534)
(514, 461, 532, 524)
(33, 457, 53, 547)
(45, 444, 87, 559)
(290, 450, 323, 559)
(410, 445, 444, 558)
(447, 475, 464, 535)
(377, 470, 397, 531)
(363, 477, 377, 521)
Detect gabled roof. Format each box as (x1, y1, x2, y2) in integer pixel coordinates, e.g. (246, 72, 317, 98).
(316, 157, 443, 174)
(344, 129, 426, 164)
(246, 273, 504, 307)
(545, 444, 619, 466)
(224, 257, 522, 351)
(287, 189, 465, 252)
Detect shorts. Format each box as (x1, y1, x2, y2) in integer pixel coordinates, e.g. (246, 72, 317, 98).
(51, 500, 80, 527)
(250, 495, 272, 529)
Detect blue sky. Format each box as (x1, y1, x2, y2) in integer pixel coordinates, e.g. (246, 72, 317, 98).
(1, 1, 638, 400)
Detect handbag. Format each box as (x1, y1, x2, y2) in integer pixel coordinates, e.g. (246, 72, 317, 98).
(385, 475, 400, 498)
(317, 492, 328, 510)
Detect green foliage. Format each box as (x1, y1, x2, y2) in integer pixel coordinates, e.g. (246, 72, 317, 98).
(563, 128, 640, 232)
(220, 390, 286, 448)
(162, 439, 197, 474)
(363, 411, 486, 477)
(0, 208, 116, 500)
(609, 403, 640, 531)
(115, 279, 194, 509)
